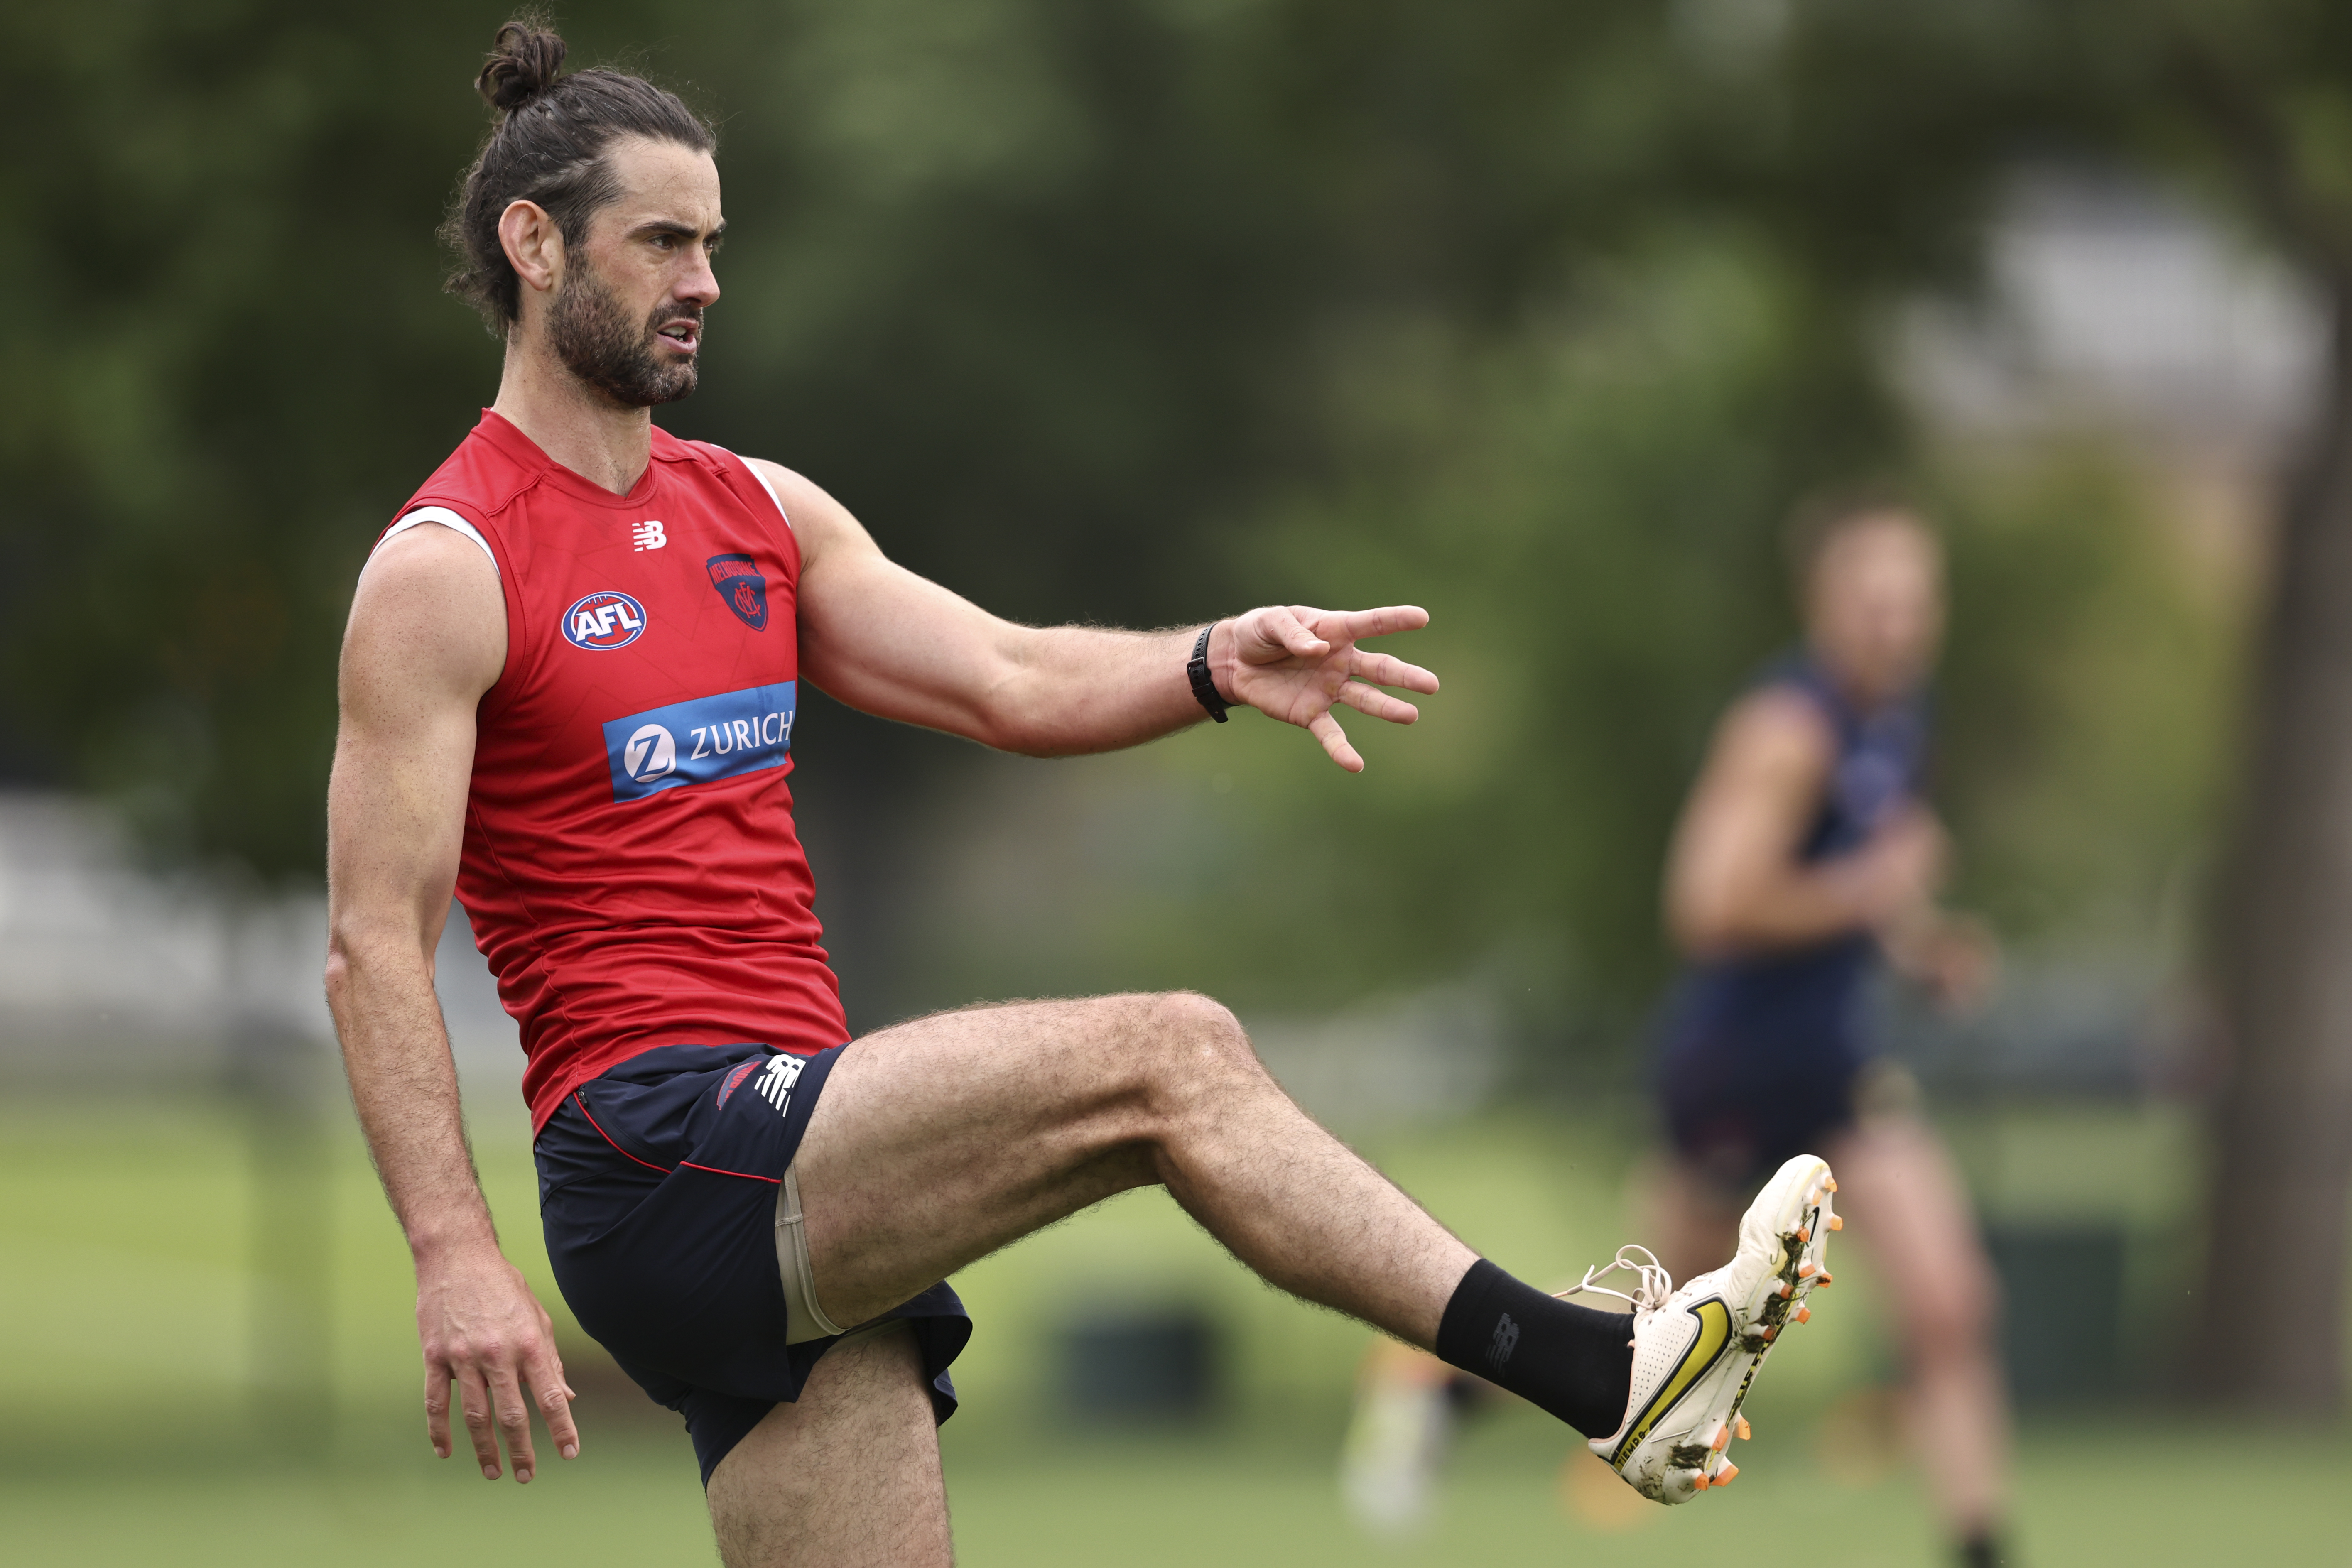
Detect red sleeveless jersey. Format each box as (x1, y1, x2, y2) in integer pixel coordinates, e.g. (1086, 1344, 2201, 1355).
(389, 411, 846, 1132)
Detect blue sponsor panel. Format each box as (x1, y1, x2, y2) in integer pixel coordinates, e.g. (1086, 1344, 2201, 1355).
(603, 682, 796, 802)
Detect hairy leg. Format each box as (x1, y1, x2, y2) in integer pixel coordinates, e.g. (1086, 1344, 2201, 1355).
(1826, 1115, 2011, 1537)
(795, 992, 1479, 1346)
(706, 1326, 950, 1568)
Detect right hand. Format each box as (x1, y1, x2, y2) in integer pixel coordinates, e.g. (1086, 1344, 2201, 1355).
(416, 1243, 579, 1482)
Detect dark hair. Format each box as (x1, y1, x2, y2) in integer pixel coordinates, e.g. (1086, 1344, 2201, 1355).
(441, 19, 716, 334)
(1782, 483, 1938, 586)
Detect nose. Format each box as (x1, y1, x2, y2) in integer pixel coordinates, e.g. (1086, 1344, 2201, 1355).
(679, 246, 720, 309)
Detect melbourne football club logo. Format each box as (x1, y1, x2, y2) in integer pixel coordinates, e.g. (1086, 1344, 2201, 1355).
(705, 554, 768, 631)
(621, 723, 676, 783)
(563, 590, 648, 650)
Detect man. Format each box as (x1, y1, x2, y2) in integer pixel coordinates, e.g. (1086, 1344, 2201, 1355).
(325, 25, 1835, 1565)
(1649, 499, 2012, 1566)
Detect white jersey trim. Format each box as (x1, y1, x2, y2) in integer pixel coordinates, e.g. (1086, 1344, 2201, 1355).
(376, 506, 500, 581)
(715, 446, 793, 532)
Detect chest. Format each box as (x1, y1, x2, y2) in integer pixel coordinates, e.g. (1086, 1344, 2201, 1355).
(491, 469, 801, 800)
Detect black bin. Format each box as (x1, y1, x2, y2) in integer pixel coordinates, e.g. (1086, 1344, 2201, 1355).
(1057, 1307, 1221, 1423)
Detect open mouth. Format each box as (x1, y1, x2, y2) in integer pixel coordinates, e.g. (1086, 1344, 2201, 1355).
(656, 320, 701, 354)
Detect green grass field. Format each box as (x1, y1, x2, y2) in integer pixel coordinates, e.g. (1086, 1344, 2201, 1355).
(2, 1094, 2342, 1565)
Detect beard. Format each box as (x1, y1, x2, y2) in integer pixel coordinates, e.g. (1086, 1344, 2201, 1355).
(548, 263, 700, 408)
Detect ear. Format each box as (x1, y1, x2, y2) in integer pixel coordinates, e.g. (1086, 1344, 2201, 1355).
(498, 199, 564, 301)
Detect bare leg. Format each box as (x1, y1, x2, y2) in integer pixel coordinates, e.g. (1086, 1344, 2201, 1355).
(796, 992, 1479, 1346)
(1825, 1115, 2011, 1539)
(706, 1326, 950, 1568)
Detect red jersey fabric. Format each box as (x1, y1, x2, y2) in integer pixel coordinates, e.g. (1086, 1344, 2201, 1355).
(389, 411, 846, 1133)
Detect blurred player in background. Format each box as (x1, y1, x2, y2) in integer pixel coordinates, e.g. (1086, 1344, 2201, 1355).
(1344, 498, 2009, 1568)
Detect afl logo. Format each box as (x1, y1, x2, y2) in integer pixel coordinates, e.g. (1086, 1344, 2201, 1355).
(563, 591, 647, 650)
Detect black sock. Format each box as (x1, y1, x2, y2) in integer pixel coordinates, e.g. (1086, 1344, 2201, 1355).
(1432, 1259, 1633, 1439)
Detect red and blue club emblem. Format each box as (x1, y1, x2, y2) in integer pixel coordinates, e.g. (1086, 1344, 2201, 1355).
(706, 554, 768, 631)
(563, 590, 647, 650)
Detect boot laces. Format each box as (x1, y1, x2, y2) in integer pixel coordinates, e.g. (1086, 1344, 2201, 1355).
(1558, 1245, 1675, 1316)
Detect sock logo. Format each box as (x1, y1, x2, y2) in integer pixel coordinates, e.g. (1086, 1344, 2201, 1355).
(1488, 1312, 1521, 1372)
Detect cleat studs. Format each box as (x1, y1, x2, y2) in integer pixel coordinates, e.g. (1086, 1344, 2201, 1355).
(1799, 1262, 1817, 1277)
(1736, 1416, 1752, 1441)
(1761, 1324, 1778, 1342)
(1776, 1281, 1794, 1298)
(1829, 1215, 1844, 1231)
(1825, 1178, 1837, 1193)
(1716, 1462, 1738, 1485)
(1691, 1472, 1710, 1492)
(1817, 1271, 1834, 1286)
(1795, 1305, 1812, 1324)
(1797, 1226, 1812, 1243)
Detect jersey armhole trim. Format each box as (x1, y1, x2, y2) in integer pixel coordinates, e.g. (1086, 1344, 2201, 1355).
(377, 507, 500, 581)
(715, 447, 793, 532)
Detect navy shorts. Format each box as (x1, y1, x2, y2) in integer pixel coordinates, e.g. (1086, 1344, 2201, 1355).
(535, 1041, 972, 1485)
(1658, 1049, 1861, 1194)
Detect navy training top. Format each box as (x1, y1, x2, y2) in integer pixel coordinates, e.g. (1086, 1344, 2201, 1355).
(1653, 652, 1931, 1088)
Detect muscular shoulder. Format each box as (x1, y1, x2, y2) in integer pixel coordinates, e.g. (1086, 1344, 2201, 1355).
(1708, 684, 1837, 789)
(347, 523, 506, 705)
(741, 458, 880, 574)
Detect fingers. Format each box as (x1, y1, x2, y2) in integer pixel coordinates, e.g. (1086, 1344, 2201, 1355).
(456, 1362, 503, 1479)
(425, 1360, 454, 1460)
(1307, 710, 1364, 773)
(1346, 649, 1440, 696)
(489, 1363, 538, 1483)
(1241, 605, 1330, 664)
(1333, 679, 1420, 726)
(1318, 604, 1430, 644)
(526, 1342, 582, 1464)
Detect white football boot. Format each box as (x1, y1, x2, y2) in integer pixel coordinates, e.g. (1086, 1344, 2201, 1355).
(1569, 1153, 1839, 1503)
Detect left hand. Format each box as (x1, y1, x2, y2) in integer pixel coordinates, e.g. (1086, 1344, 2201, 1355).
(1212, 605, 1439, 772)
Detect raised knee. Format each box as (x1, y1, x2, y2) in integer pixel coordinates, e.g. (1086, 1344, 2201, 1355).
(1138, 991, 1259, 1095)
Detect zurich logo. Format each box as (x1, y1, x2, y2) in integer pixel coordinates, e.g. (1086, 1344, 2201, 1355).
(563, 590, 647, 650)
(622, 723, 676, 782)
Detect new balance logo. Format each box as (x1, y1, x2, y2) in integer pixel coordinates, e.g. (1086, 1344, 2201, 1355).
(633, 519, 667, 551)
(1488, 1312, 1521, 1372)
(754, 1054, 805, 1117)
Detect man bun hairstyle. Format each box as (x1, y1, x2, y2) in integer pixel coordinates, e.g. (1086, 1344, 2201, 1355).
(441, 17, 717, 335)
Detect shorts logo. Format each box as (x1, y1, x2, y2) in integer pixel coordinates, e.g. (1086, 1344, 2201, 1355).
(563, 590, 647, 650)
(754, 1054, 805, 1117)
(621, 724, 676, 784)
(706, 554, 768, 631)
(601, 682, 796, 802)
(716, 1060, 760, 1107)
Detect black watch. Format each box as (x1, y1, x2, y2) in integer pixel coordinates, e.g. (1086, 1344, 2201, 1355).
(1187, 624, 1233, 723)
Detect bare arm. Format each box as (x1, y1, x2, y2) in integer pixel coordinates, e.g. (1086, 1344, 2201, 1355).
(324, 524, 576, 1483)
(1664, 688, 1947, 959)
(760, 460, 1437, 772)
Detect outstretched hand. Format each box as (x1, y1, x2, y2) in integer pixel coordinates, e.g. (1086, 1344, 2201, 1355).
(1215, 605, 1438, 772)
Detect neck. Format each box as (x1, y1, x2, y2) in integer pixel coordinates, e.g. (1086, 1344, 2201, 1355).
(489, 333, 654, 495)
(1807, 643, 1905, 713)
